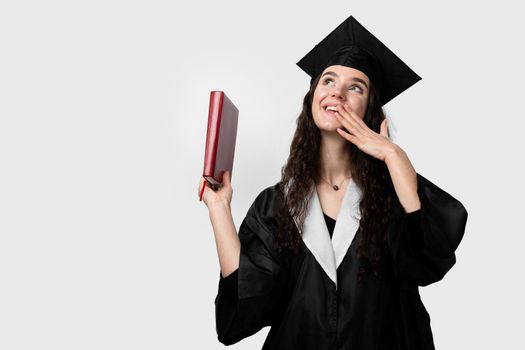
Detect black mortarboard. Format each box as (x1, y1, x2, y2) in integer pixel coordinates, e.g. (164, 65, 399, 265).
(296, 15, 421, 106)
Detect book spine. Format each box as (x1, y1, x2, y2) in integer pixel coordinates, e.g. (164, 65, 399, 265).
(202, 91, 224, 185)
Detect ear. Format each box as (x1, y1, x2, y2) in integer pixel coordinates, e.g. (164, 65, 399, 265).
(380, 119, 389, 138)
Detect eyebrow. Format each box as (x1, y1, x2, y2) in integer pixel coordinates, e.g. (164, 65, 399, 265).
(321, 71, 369, 89)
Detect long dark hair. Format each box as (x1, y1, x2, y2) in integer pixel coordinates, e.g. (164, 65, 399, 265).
(273, 72, 396, 282)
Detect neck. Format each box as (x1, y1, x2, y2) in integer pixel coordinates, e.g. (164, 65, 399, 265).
(318, 130, 352, 184)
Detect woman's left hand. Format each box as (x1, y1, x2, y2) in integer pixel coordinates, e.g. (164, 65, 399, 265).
(334, 103, 398, 162)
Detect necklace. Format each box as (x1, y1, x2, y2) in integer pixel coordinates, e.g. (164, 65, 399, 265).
(319, 175, 350, 191)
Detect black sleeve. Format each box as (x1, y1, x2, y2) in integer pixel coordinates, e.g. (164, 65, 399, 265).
(404, 209, 425, 255)
(214, 189, 288, 345)
(388, 173, 468, 287)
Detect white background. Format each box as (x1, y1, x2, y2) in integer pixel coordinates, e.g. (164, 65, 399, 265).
(1, 1, 524, 349)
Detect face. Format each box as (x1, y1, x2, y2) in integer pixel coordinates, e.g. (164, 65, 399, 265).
(311, 65, 370, 132)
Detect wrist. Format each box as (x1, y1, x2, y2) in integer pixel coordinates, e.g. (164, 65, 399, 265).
(208, 200, 231, 215)
(384, 144, 403, 164)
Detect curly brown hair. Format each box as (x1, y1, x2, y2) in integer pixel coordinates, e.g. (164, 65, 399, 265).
(273, 72, 396, 283)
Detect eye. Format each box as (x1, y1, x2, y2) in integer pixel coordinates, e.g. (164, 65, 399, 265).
(323, 77, 334, 85)
(323, 78, 363, 94)
(349, 85, 363, 93)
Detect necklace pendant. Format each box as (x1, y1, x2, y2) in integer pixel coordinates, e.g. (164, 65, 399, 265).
(333, 185, 339, 191)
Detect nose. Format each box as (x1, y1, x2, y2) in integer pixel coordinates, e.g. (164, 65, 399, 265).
(331, 87, 346, 101)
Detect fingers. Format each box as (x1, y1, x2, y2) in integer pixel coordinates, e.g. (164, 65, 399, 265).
(343, 104, 368, 131)
(198, 171, 230, 199)
(380, 119, 389, 138)
(335, 106, 364, 136)
(335, 111, 361, 137)
(222, 170, 230, 186)
(336, 127, 358, 145)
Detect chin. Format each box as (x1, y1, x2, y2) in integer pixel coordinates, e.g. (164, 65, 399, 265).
(317, 122, 341, 133)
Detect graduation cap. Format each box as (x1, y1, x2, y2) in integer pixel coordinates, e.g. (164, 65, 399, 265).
(296, 15, 421, 106)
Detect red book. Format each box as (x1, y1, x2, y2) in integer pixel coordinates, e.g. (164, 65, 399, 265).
(200, 91, 239, 201)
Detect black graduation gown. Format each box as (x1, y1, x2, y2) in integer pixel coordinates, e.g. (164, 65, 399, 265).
(214, 173, 468, 349)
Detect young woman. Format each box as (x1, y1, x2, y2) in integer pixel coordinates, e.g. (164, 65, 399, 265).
(198, 15, 468, 350)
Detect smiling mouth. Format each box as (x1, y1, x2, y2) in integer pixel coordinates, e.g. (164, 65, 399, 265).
(323, 107, 338, 117)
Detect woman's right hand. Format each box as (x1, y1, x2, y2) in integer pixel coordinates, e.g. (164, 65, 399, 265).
(198, 170, 233, 210)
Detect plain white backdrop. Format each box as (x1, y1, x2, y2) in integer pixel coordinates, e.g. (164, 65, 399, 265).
(1, 0, 524, 349)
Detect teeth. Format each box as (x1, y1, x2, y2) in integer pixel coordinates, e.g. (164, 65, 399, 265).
(325, 106, 338, 112)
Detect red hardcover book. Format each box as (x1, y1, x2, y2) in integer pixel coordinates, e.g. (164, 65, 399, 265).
(200, 91, 238, 200)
